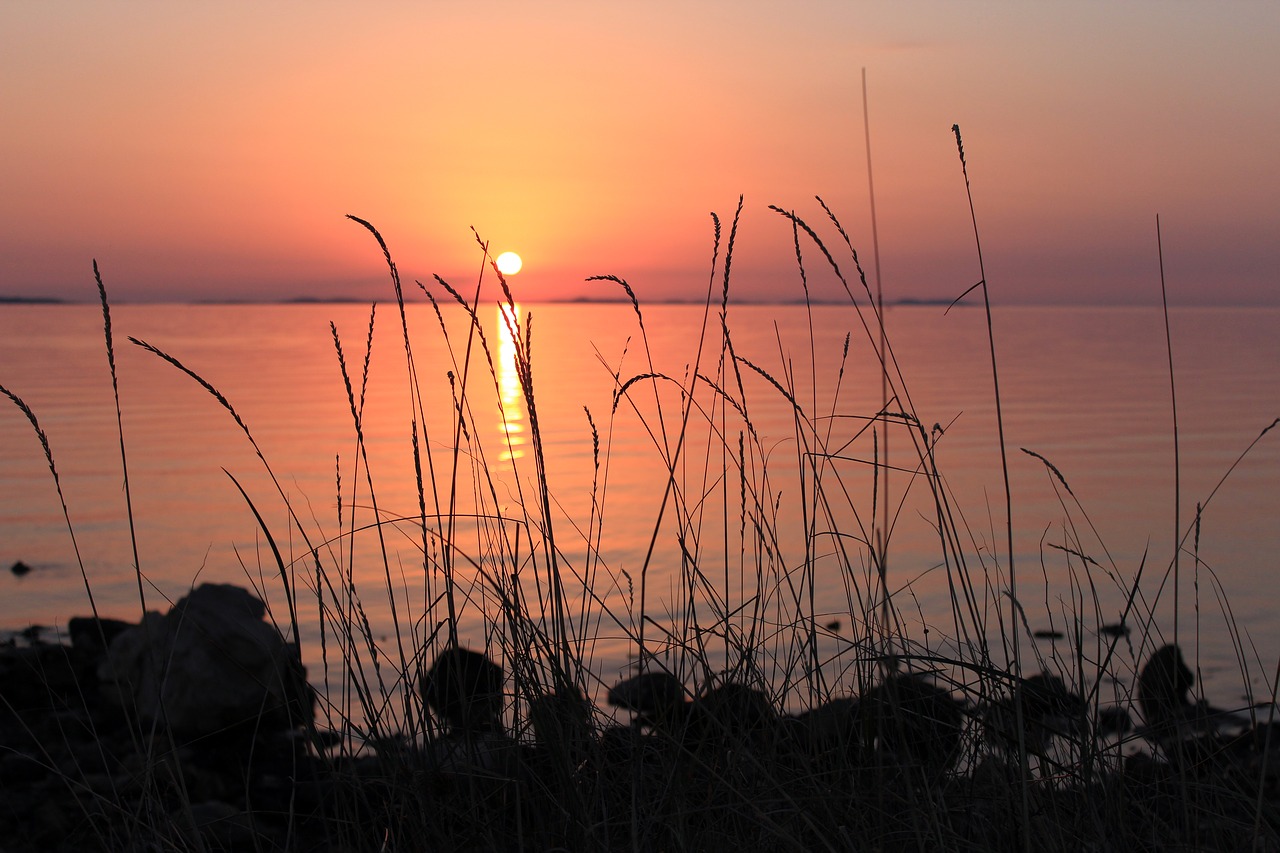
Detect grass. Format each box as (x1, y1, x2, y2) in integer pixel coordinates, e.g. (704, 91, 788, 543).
(2, 131, 1279, 851)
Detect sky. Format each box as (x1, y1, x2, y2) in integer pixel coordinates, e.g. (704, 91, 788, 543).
(2, 1, 1277, 306)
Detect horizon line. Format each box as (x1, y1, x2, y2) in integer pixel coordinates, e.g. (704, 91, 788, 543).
(5, 295, 1277, 309)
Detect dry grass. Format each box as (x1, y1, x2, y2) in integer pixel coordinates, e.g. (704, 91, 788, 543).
(2, 135, 1279, 852)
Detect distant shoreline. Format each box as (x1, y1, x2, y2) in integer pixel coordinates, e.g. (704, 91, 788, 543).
(0, 296, 65, 305)
(4, 295, 1274, 308)
(0, 295, 988, 308)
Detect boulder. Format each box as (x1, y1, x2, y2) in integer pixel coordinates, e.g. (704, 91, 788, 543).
(67, 616, 136, 658)
(421, 646, 505, 735)
(97, 584, 312, 738)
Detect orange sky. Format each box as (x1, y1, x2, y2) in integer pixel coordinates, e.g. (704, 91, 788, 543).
(2, 2, 1277, 305)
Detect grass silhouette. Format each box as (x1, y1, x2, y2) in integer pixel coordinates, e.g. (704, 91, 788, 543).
(1, 130, 1278, 851)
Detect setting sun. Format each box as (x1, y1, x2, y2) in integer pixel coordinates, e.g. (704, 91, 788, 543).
(495, 251, 523, 275)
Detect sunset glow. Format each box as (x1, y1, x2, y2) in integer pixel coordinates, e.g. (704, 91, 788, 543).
(1, 4, 1276, 305)
(2, 8, 1280, 841)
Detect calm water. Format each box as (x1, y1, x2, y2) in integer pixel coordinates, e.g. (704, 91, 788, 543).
(1, 301, 1277, 719)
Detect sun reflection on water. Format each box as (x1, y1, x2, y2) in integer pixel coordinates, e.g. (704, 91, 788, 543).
(496, 303, 524, 460)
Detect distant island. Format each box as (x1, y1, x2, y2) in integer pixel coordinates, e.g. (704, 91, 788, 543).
(0, 296, 65, 305)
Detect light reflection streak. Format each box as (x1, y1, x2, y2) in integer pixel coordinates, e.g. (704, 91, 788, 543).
(497, 303, 525, 460)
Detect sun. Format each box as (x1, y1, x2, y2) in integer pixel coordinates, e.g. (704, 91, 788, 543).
(495, 251, 523, 275)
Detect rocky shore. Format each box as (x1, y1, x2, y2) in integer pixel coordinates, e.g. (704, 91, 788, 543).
(3, 584, 1279, 851)
(0, 584, 329, 850)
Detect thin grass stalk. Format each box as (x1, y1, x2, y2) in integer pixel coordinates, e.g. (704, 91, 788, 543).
(1156, 215, 1182, 649)
(711, 258, 734, 683)
(93, 264, 147, 622)
(422, 279, 575, 693)
(500, 295, 575, 677)
(588, 273, 681, 674)
(776, 215, 826, 696)
(424, 276, 586, 704)
(775, 203, 950, 673)
(421, 278, 510, 609)
(439, 235, 498, 647)
(466, 301, 550, 679)
(951, 122, 1030, 843)
(90, 267, 187, 821)
(788, 200, 912, 426)
(718, 269, 779, 680)
(631, 201, 737, 671)
(340, 307, 379, 734)
(773, 202, 928, 518)
(585, 273, 676, 464)
(331, 320, 415, 726)
(346, 215, 448, 648)
(861, 68, 892, 630)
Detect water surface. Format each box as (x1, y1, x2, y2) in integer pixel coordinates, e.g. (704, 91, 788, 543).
(1, 301, 1276, 719)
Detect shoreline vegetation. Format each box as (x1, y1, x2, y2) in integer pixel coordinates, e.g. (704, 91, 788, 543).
(3, 133, 1279, 851)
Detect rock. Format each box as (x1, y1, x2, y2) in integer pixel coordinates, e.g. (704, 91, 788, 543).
(1137, 644, 1195, 726)
(97, 583, 313, 739)
(1137, 643, 1245, 754)
(862, 670, 965, 777)
(67, 616, 135, 658)
(984, 671, 1087, 759)
(9, 560, 31, 577)
(692, 681, 777, 748)
(790, 696, 864, 757)
(528, 682, 595, 753)
(1098, 705, 1133, 737)
(607, 670, 689, 731)
(421, 646, 505, 734)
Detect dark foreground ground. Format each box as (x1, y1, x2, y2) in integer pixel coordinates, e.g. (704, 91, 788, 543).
(3, 606, 1279, 852)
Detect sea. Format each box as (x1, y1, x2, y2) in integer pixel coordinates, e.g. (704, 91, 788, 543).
(1, 300, 1277, 727)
